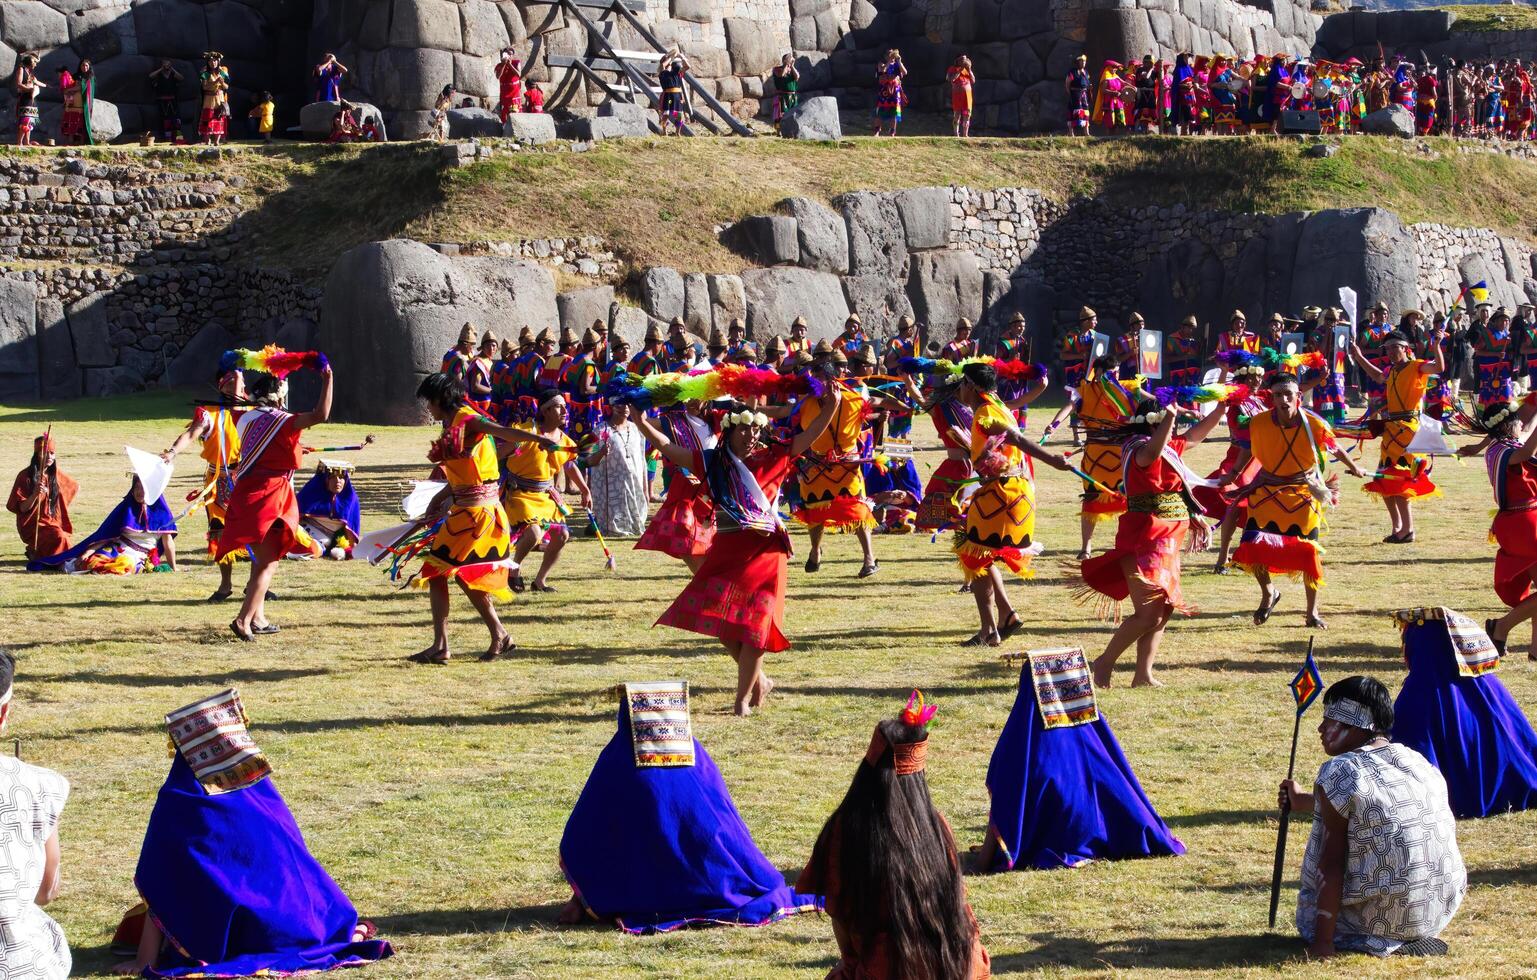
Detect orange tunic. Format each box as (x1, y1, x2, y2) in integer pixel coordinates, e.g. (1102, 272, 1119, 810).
(792, 386, 874, 530)
(1076, 377, 1131, 520)
(1362, 359, 1437, 500)
(7, 468, 78, 560)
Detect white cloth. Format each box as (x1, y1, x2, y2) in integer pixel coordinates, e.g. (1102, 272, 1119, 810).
(0, 756, 70, 979)
(587, 420, 649, 536)
(1297, 743, 1466, 956)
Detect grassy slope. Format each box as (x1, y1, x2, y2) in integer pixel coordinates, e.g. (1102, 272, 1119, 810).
(1450, 4, 1537, 32)
(2, 393, 1535, 979)
(158, 135, 1537, 281)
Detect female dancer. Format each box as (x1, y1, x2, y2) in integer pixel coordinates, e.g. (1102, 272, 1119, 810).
(1081, 396, 1225, 688)
(633, 402, 716, 572)
(1350, 329, 1445, 543)
(1467, 399, 1537, 660)
(634, 389, 837, 716)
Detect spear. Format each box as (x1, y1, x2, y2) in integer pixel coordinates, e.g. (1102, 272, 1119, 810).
(1270, 636, 1322, 929)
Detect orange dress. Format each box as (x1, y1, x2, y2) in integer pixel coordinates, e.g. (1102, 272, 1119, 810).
(7, 468, 77, 560)
(792, 387, 874, 531)
(956, 395, 1035, 581)
(1231, 409, 1337, 588)
(1362, 359, 1437, 500)
(421, 406, 516, 598)
(1077, 376, 1131, 521)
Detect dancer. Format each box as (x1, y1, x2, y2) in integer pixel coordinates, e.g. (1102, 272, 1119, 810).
(558, 682, 819, 930)
(798, 694, 991, 979)
(441, 322, 476, 383)
(1351, 329, 1444, 543)
(216, 359, 333, 641)
(1470, 398, 1537, 660)
(294, 458, 361, 559)
(112, 689, 392, 976)
(1194, 366, 1267, 574)
(162, 364, 245, 601)
(1229, 373, 1365, 629)
(793, 347, 878, 577)
(633, 388, 837, 716)
(1074, 358, 1134, 560)
(954, 362, 1072, 647)
(1279, 676, 1466, 958)
(1080, 394, 1225, 688)
(502, 390, 586, 594)
(197, 51, 230, 146)
(634, 402, 717, 572)
(914, 374, 972, 536)
(7, 433, 76, 561)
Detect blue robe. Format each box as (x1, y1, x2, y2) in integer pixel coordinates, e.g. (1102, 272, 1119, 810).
(295, 472, 362, 540)
(1391, 618, 1537, 819)
(134, 754, 392, 978)
(559, 703, 820, 933)
(985, 661, 1185, 870)
(27, 492, 175, 572)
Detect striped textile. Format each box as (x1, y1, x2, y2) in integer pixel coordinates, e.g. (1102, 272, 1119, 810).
(1027, 648, 1100, 729)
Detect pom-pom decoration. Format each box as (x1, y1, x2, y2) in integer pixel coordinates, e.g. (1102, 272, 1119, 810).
(1212, 348, 1324, 374)
(1150, 381, 1253, 407)
(220, 345, 328, 379)
(900, 689, 939, 729)
(603, 363, 824, 410)
(898, 355, 1048, 383)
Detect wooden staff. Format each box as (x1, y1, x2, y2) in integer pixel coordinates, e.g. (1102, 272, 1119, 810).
(1269, 635, 1316, 929)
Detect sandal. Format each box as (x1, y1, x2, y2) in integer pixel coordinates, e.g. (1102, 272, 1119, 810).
(352, 920, 378, 943)
(510, 574, 526, 594)
(408, 650, 450, 666)
(857, 562, 879, 578)
(998, 612, 1024, 640)
(804, 555, 821, 573)
(961, 630, 999, 648)
(1487, 618, 1507, 658)
(1253, 589, 1282, 626)
(229, 621, 254, 643)
(478, 635, 516, 662)
(251, 623, 280, 635)
(1304, 614, 1328, 630)
(1212, 561, 1229, 575)
(207, 589, 232, 602)
(531, 583, 558, 593)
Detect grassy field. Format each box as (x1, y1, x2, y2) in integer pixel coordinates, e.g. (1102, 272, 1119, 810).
(2, 391, 1535, 979)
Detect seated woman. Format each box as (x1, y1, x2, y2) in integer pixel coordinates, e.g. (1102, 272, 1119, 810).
(798, 694, 991, 979)
(113, 689, 392, 977)
(327, 102, 360, 143)
(28, 470, 176, 575)
(557, 681, 818, 932)
(1280, 675, 1467, 958)
(294, 458, 361, 560)
(0, 648, 71, 980)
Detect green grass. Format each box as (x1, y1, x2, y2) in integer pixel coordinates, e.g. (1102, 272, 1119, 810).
(2, 391, 1536, 978)
(1450, 4, 1537, 33)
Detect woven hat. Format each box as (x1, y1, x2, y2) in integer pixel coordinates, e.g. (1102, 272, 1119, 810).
(591, 318, 607, 333)
(559, 326, 577, 347)
(792, 350, 814, 368)
(765, 335, 786, 357)
(812, 339, 834, 357)
(581, 327, 599, 347)
(832, 349, 849, 366)
(1128, 311, 1145, 326)
(501, 339, 516, 359)
(791, 315, 808, 329)
(728, 316, 745, 332)
(1371, 300, 1389, 313)
(1302, 305, 1322, 317)
(1079, 306, 1096, 322)
(1009, 311, 1026, 324)
(458, 322, 478, 345)
(708, 327, 727, 349)
(479, 330, 498, 348)
(518, 326, 533, 345)
(956, 317, 973, 331)
(855, 345, 877, 365)
(669, 315, 686, 329)
(845, 312, 862, 326)
(644, 322, 664, 343)
(1230, 309, 1247, 322)
(535, 327, 552, 345)
(899, 314, 916, 329)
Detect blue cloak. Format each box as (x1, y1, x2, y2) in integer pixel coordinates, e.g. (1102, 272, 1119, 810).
(559, 702, 820, 933)
(985, 661, 1185, 870)
(1391, 618, 1537, 819)
(27, 492, 176, 571)
(295, 472, 362, 538)
(134, 754, 392, 978)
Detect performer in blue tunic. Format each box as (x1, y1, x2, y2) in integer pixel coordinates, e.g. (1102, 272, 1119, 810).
(976, 649, 1184, 871)
(1390, 607, 1537, 819)
(294, 458, 362, 559)
(113, 689, 392, 977)
(557, 681, 819, 932)
(27, 474, 176, 575)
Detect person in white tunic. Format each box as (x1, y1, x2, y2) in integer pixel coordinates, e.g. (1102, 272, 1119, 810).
(1280, 675, 1466, 959)
(587, 403, 650, 537)
(0, 649, 70, 980)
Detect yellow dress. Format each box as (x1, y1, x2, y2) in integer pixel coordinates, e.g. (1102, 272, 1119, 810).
(1077, 376, 1130, 521)
(502, 429, 577, 527)
(1232, 409, 1336, 588)
(422, 407, 515, 598)
(792, 385, 874, 530)
(197, 406, 242, 563)
(1363, 360, 1437, 500)
(956, 394, 1036, 581)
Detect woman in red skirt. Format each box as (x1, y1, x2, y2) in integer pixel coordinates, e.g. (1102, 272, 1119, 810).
(914, 375, 973, 534)
(1192, 366, 1268, 574)
(1080, 393, 1224, 688)
(633, 389, 836, 717)
(217, 363, 332, 641)
(1471, 399, 1537, 661)
(633, 404, 716, 572)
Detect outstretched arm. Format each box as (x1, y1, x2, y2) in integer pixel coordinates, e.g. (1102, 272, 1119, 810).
(468, 416, 560, 451)
(1134, 408, 1180, 468)
(289, 364, 334, 431)
(789, 389, 839, 458)
(1347, 342, 1385, 384)
(632, 413, 693, 469)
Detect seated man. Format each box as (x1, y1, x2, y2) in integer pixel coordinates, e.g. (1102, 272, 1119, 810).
(0, 648, 70, 980)
(1281, 675, 1467, 958)
(295, 459, 361, 560)
(113, 689, 392, 977)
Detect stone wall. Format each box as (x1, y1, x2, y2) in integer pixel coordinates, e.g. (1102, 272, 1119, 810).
(1311, 9, 1537, 66)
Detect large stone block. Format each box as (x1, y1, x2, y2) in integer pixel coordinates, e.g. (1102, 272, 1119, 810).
(729, 215, 799, 266)
(299, 99, 385, 139)
(368, 45, 452, 110)
(504, 112, 555, 142)
(2, 1, 68, 51)
(460, 0, 508, 56)
(453, 52, 495, 99)
(389, 0, 462, 50)
(65, 294, 113, 367)
(448, 106, 502, 138)
(640, 266, 684, 323)
(322, 239, 556, 424)
(682, 272, 711, 335)
(1361, 105, 1413, 138)
(838, 190, 909, 279)
(725, 16, 780, 76)
(569, 114, 648, 140)
(894, 186, 951, 251)
(36, 298, 79, 399)
(785, 196, 849, 275)
(779, 95, 841, 140)
(707, 274, 746, 331)
(1084, 8, 1155, 73)
(1286, 208, 1417, 319)
(672, 0, 711, 25)
(557, 285, 616, 336)
(164, 321, 234, 388)
(0, 277, 38, 401)
(908, 250, 983, 342)
(1019, 78, 1065, 132)
(742, 267, 849, 343)
(842, 274, 914, 339)
(69, 5, 135, 62)
(205, 1, 269, 61)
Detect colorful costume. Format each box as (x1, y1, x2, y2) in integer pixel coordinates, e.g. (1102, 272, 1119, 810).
(493, 59, 522, 122)
(28, 490, 175, 574)
(917, 399, 974, 532)
(1390, 608, 1537, 819)
(956, 394, 1036, 581)
(1362, 360, 1437, 500)
(587, 418, 649, 537)
(314, 62, 343, 103)
(1191, 391, 1265, 520)
(198, 66, 229, 140)
(0, 755, 70, 979)
(635, 411, 716, 560)
(792, 387, 874, 530)
(984, 651, 1185, 870)
(560, 683, 819, 932)
(1230, 409, 1337, 588)
(59, 68, 93, 144)
(874, 61, 905, 123)
(771, 67, 799, 123)
(419, 406, 515, 599)
(1472, 321, 1515, 408)
(7, 455, 76, 560)
(193, 404, 242, 563)
(215, 408, 317, 561)
(658, 61, 686, 125)
(501, 428, 576, 529)
(295, 460, 361, 558)
(1076, 375, 1132, 523)
(1067, 66, 1092, 127)
(947, 65, 974, 116)
(120, 690, 392, 978)
(1485, 438, 1537, 608)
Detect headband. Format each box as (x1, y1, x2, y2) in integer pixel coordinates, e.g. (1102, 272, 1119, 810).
(1323, 697, 1382, 733)
(539, 392, 566, 412)
(725, 410, 768, 428)
(1483, 403, 1519, 429)
(864, 727, 928, 775)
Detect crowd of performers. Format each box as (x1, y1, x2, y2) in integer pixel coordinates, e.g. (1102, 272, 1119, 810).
(11, 296, 1537, 974)
(1064, 49, 1537, 138)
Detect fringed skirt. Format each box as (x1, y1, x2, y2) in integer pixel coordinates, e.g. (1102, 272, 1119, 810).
(1363, 420, 1438, 500)
(1190, 443, 1259, 519)
(917, 457, 971, 531)
(657, 530, 789, 652)
(635, 475, 714, 559)
(1232, 484, 1325, 588)
(956, 475, 1037, 582)
(1079, 440, 1126, 521)
(793, 459, 874, 531)
(1491, 509, 1537, 607)
(418, 500, 515, 600)
(1076, 514, 1192, 617)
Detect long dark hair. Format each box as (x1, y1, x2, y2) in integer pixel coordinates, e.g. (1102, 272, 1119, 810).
(807, 717, 974, 980)
(416, 372, 465, 415)
(28, 441, 59, 512)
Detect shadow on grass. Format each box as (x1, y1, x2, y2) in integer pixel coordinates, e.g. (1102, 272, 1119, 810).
(34, 666, 331, 687)
(1162, 808, 1271, 829)
(369, 902, 567, 935)
(990, 930, 1295, 971)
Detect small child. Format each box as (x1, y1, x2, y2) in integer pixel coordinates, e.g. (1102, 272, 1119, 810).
(523, 82, 545, 114)
(248, 90, 274, 143)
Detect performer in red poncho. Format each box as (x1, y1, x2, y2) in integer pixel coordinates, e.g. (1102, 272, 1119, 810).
(7, 433, 77, 561)
(633, 403, 717, 573)
(217, 361, 332, 641)
(1468, 399, 1537, 661)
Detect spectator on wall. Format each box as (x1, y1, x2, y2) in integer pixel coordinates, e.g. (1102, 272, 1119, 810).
(313, 53, 347, 103)
(494, 48, 523, 123)
(148, 60, 182, 143)
(198, 52, 231, 146)
(12, 53, 44, 147)
(523, 82, 545, 113)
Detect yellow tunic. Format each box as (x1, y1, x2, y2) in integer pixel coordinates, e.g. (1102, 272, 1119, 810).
(792, 385, 873, 530)
(424, 407, 515, 598)
(1077, 377, 1130, 519)
(1232, 409, 1335, 587)
(502, 428, 577, 527)
(1363, 360, 1438, 501)
(956, 394, 1035, 581)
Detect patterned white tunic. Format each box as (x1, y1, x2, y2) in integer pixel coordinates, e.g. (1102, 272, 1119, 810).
(588, 420, 649, 537)
(1297, 743, 1466, 955)
(0, 756, 69, 979)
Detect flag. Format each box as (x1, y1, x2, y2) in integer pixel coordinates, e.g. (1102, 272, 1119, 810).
(1289, 647, 1323, 717)
(1469, 280, 1490, 305)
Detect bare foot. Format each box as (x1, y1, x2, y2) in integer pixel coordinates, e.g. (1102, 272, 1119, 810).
(750, 674, 776, 708)
(1131, 674, 1165, 688)
(1092, 658, 1114, 688)
(113, 962, 150, 976)
(478, 634, 514, 662)
(557, 897, 586, 925)
(734, 699, 753, 717)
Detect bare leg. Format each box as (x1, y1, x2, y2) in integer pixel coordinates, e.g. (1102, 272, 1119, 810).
(1131, 607, 1173, 687)
(511, 523, 538, 588)
(989, 564, 1015, 627)
(684, 555, 704, 574)
(234, 540, 279, 632)
(532, 526, 568, 589)
(458, 578, 509, 657)
(113, 912, 162, 974)
(415, 578, 451, 661)
(217, 557, 234, 596)
(1215, 507, 1242, 568)
(1303, 581, 1323, 626)
(1078, 513, 1095, 560)
(1252, 567, 1279, 625)
(968, 571, 1000, 646)
(1493, 572, 1537, 656)
(734, 641, 766, 716)
(855, 525, 876, 572)
(806, 525, 825, 570)
(1092, 563, 1164, 687)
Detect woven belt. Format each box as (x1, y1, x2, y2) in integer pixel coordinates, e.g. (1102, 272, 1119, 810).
(1501, 501, 1537, 513)
(453, 482, 499, 506)
(1127, 491, 1189, 519)
(507, 475, 552, 493)
(1380, 411, 1417, 422)
(980, 467, 1028, 483)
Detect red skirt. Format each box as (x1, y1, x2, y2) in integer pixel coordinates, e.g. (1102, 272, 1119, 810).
(1492, 509, 1537, 607)
(657, 529, 789, 652)
(1077, 514, 1192, 616)
(60, 110, 85, 138)
(1191, 443, 1258, 519)
(917, 457, 971, 530)
(215, 471, 312, 560)
(199, 107, 227, 137)
(635, 476, 714, 559)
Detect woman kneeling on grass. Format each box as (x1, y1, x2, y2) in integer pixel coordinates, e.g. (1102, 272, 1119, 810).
(633, 389, 836, 716)
(798, 694, 991, 979)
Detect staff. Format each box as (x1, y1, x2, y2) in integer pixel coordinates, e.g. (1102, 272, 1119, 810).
(1270, 637, 1322, 928)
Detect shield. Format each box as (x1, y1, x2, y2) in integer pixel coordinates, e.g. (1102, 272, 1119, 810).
(1138, 328, 1164, 379)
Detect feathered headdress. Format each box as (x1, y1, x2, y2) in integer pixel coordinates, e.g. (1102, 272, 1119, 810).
(1212, 348, 1323, 375)
(1149, 381, 1253, 407)
(219, 345, 328, 379)
(603, 363, 824, 411)
(898, 355, 1048, 384)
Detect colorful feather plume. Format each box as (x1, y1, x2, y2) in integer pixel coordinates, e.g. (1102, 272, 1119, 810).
(603, 363, 824, 410)
(1150, 381, 1253, 407)
(220, 344, 328, 379)
(900, 689, 938, 729)
(898, 355, 1048, 383)
(1213, 348, 1324, 374)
